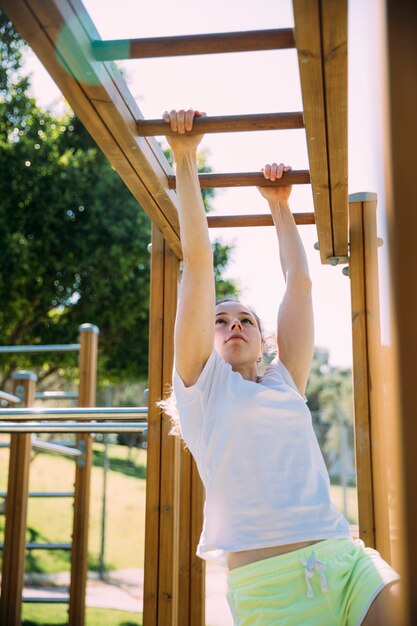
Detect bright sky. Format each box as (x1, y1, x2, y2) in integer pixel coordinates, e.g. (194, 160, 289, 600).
(22, 0, 386, 368)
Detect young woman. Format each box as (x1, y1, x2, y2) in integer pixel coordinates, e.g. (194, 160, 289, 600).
(162, 108, 401, 625)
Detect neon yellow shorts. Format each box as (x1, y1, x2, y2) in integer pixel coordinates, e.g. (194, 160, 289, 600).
(226, 538, 400, 625)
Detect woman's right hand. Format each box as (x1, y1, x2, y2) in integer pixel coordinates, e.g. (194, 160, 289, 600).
(163, 109, 206, 157)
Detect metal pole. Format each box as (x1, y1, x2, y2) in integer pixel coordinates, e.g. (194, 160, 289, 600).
(98, 434, 109, 581)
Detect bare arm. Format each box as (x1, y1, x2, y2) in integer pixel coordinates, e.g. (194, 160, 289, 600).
(164, 109, 216, 387)
(259, 163, 314, 396)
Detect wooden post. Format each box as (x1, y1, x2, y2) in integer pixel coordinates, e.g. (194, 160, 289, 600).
(144, 225, 181, 625)
(68, 324, 99, 626)
(0, 370, 37, 626)
(349, 193, 395, 559)
(349, 194, 376, 548)
(144, 226, 205, 625)
(384, 1, 417, 622)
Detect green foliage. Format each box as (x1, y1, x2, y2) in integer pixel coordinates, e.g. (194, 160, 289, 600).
(22, 605, 142, 626)
(0, 12, 238, 387)
(306, 347, 353, 468)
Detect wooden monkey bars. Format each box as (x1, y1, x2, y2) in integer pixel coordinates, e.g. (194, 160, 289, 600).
(0, 1, 349, 625)
(137, 112, 305, 136)
(0, 0, 348, 263)
(92, 28, 296, 60)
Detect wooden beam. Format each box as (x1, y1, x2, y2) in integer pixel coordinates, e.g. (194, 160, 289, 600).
(69, 324, 98, 626)
(92, 29, 296, 61)
(137, 112, 304, 137)
(385, 1, 417, 622)
(143, 224, 165, 626)
(349, 198, 375, 549)
(0, 0, 182, 258)
(158, 239, 180, 625)
(168, 170, 310, 189)
(207, 212, 315, 228)
(293, 0, 348, 264)
(0, 372, 37, 626)
(360, 195, 392, 560)
(349, 192, 394, 563)
(321, 0, 348, 257)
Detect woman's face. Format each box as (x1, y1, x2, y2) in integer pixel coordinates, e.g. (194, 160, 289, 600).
(214, 301, 263, 367)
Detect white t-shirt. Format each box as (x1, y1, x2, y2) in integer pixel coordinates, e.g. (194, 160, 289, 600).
(173, 349, 351, 567)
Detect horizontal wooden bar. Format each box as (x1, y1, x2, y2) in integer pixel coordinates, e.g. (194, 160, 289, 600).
(137, 112, 304, 136)
(168, 170, 310, 189)
(207, 212, 315, 228)
(92, 29, 295, 61)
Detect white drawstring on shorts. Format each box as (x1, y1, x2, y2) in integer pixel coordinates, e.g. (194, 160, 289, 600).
(300, 551, 328, 598)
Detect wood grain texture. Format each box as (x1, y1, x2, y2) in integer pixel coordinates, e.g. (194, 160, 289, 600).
(168, 170, 310, 189)
(92, 29, 296, 60)
(69, 326, 98, 626)
(362, 198, 391, 560)
(0, 377, 36, 626)
(158, 241, 180, 625)
(207, 212, 315, 228)
(321, 0, 348, 257)
(143, 225, 165, 625)
(348, 200, 375, 548)
(293, 0, 333, 263)
(137, 112, 304, 136)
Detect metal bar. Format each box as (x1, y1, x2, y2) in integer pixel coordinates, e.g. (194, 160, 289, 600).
(26, 542, 72, 550)
(0, 390, 21, 404)
(0, 543, 71, 551)
(35, 391, 79, 399)
(137, 112, 304, 136)
(168, 170, 310, 189)
(22, 596, 70, 604)
(0, 491, 74, 498)
(0, 407, 147, 420)
(31, 436, 82, 458)
(0, 423, 148, 434)
(0, 344, 80, 354)
(92, 28, 295, 61)
(207, 212, 315, 228)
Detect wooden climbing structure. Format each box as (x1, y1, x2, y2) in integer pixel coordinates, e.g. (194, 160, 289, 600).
(0, 0, 416, 624)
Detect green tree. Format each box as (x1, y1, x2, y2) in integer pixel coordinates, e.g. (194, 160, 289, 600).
(0, 12, 237, 389)
(306, 347, 353, 473)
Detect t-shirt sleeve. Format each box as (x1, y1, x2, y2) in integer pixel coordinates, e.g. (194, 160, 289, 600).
(172, 349, 227, 448)
(264, 357, 308, 403)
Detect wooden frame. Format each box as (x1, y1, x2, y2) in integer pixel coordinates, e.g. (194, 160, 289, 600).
(0, 372, 37, 625)
(383, 1, 417, 622)
(293, 0, 348, 263)
(0, 0, 347, 263)
(69, 324, 99, 625)
(92, 29, 296, 61)
(349, 193, 388, 553)
(0, 2, 354, 624)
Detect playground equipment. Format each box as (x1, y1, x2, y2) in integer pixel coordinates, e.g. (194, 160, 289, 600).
(1, 1, 416, 625)
(0, 325, 147, 624)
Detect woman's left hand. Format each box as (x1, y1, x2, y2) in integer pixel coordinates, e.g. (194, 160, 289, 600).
(257, 163, 292, 203)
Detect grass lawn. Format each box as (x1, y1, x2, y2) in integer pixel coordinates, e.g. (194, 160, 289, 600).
(0, 438, 147, 573)
(22, 604, 141, 625)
